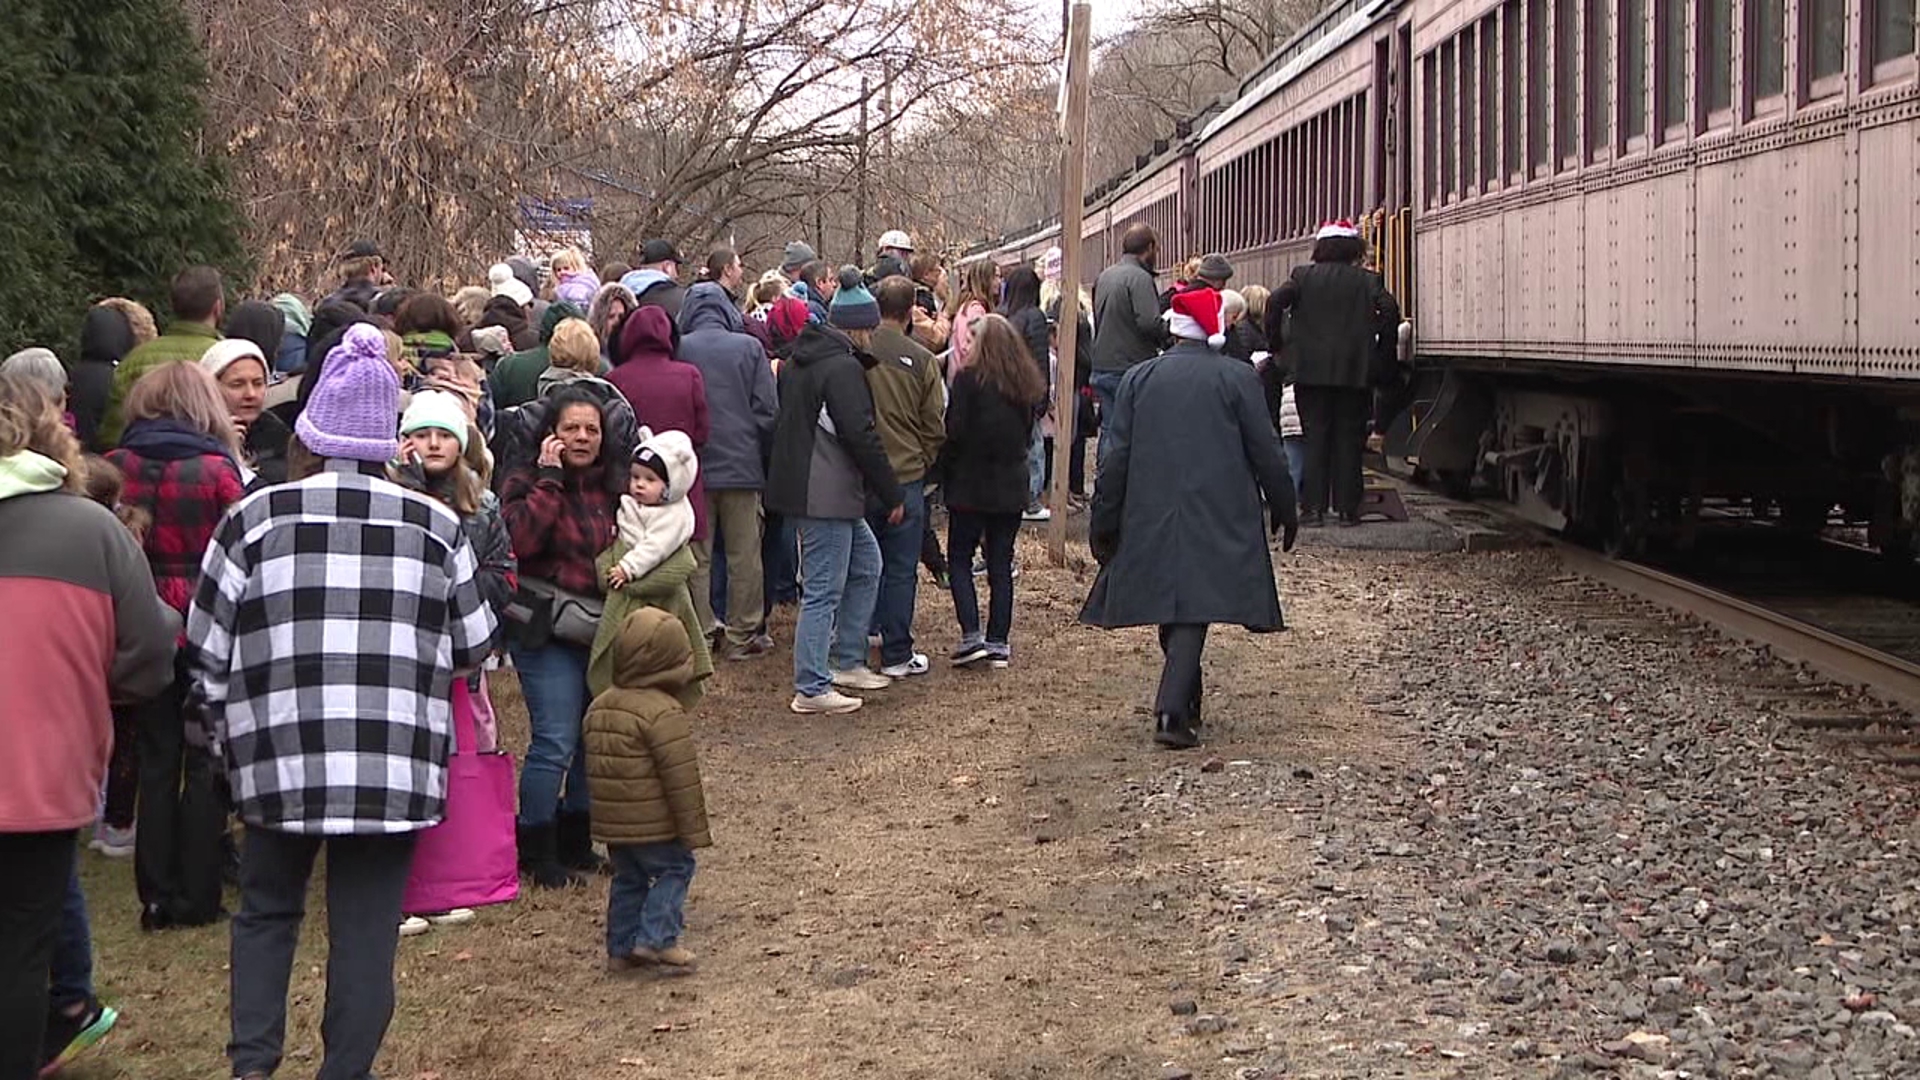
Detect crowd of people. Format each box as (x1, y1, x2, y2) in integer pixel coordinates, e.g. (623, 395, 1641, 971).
(0, 219, 1400, 1079)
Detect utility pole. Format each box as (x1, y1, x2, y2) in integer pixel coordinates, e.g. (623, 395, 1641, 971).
(1048, 0, 1092, 565)
(855, 76, 871, 266)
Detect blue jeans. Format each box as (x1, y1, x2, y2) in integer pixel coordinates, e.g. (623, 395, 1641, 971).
(1283, 437, 1306, 500)
(50, 861, 92, 1011)
(510, 642, 592, 826)
(793, 517, 882, 696)
(1090, 369, 1125, 472)
(866, 480, 925, 667)
(605, 842, 695, 957)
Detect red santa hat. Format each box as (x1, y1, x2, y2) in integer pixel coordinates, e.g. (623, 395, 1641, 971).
(1316, 218, 1361, 240)
(1165, 286, 1227, 349)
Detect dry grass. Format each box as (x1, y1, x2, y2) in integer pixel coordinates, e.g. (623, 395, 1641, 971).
(67, 535, 1405, 1080)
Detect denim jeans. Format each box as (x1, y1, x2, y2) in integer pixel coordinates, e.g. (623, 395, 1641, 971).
(605, 842, 696, 957)
(1283, 437, 1306, 500)
(1090, 369, 1126, 473)
(509, 642, 592, 826)
(866, 480, 925, 667)
(1026, 423, 1046, 507)
(948, 511, 1021, 645)
(793, 517, 882, 696)
(49, 861, 92, 1012)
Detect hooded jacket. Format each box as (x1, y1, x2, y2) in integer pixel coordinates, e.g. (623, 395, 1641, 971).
(677, 283, 777, 491)
(106, 420, 250, 615)
(74, 305, 136, 452)
(0, 451, 179, 831)
(582, 607, 712, 849)
(621, 268, 686, 324)
(607, 307, 710, 540)
(614, 427, 698, 583)
(476, 295, 538, 355)
(271, 293, 311, 374)
(764, 324, 901, 520)
(492, 301, 584, 409)
(589, 283, 638, 366)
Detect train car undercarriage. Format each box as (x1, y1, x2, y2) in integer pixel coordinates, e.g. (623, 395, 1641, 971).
(1386, 363, 1920, 559)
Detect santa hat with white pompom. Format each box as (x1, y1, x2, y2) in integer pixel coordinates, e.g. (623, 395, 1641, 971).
(1165, 286, 1228, 349)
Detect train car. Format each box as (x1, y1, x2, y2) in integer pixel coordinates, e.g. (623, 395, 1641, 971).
(974, 0, 1920, 556)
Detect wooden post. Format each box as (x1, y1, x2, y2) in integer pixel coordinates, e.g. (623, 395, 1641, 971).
(1048, 1, 1092, 565)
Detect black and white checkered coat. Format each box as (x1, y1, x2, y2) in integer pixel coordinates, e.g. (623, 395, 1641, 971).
(186, 461, 497, 835)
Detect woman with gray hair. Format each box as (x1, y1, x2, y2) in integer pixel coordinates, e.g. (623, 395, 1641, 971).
(2, 348, 74, 432)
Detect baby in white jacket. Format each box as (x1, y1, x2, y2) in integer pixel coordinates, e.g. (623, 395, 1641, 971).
(607, 427, 700, 590)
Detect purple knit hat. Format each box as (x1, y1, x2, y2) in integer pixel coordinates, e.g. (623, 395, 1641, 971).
(295, 323, 400, 463)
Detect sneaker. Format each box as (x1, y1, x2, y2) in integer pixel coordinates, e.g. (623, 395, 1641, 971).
(985, 643, 1012, 669)
(426, 908, 476, 927)
(90, 824, 135, 859)
(791, 690, 863, 715)
(1153, 713, 1201, 750)
(399, 916, 432, 937)
(1022, 505, 1052, 522)
(831, 666, 891, 691)
(40, 999, 117, 1076)
(970, 559, 1021, 580)
(951, 641, 991, 667)
(880, 653, 930, 678)
(929, 567, 952, 590)
(655, 945, 698, 969)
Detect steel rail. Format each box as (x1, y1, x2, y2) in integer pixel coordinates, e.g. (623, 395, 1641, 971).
(1551, 540, 1920, 715)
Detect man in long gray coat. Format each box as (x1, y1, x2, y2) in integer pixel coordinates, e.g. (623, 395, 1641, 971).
(1080, 283, 1298, 749)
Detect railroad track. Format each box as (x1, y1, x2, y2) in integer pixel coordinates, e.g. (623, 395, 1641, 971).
(1388, 476, 1920, 763)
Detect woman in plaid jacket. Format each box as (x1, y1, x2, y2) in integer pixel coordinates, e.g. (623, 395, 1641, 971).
(186, 325, 495, 1080)
(499, 382, 621, 889)
(105, 360, 249, 932)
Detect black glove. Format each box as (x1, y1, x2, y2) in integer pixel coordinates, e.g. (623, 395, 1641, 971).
(1090, 530, 1117, 566)
(1273, 513, 1298, 553)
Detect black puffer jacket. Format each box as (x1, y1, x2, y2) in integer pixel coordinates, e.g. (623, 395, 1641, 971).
(74, 306, 135, 452)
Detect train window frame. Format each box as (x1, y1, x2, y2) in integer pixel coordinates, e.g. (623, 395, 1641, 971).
(1697, 0, 1736, 130)
(1656, 0, 1689, 143)
(1867, 0, 1918, 87)
(1462, 28, 1479, 195)
(1423, 53, 1440, 208)
(1555, 0, 1582, 169)
(1620, 0, 1650, 150)
(1504, 0, 1524, 181)
(1441, 40, 1458, 203)
(1746, 0, 1787, 116)
(1529, 0, 1551, 176)
(1586, 0, 1613, 162)
(1481, 14, 1501, 189)
(1802, 0, 1848, 100)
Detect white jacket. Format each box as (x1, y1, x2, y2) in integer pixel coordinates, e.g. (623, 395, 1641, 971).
(615, 428, 699, 581)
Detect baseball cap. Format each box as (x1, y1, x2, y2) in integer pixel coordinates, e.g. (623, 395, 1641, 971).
(877, 229, 914, 252)
(640, 239, 683, 265)
(339, 239, 382, 261)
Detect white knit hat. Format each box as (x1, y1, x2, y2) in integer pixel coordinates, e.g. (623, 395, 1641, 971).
(199, 338, 267, 379)
(488, 262, 533, 307)
(399, 389, 471, 452)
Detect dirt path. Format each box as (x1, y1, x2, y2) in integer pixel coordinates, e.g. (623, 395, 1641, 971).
(81, 537, 1414, 1080)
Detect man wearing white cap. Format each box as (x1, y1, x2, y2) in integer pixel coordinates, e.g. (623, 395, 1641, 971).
(872, 230, 914, 282)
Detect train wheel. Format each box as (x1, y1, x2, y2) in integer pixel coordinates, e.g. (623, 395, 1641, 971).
(1600, 481, 1651, 559)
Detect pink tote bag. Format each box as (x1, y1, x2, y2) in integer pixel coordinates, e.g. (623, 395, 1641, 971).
(403, 678, 520, 914)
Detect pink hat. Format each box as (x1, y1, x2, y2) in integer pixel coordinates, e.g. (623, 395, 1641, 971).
(295, 324, 400, 463)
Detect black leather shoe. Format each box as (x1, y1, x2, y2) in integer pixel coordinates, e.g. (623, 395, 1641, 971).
(1153, 713, 1200, 750)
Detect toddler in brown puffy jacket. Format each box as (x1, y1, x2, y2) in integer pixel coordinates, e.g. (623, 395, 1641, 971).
(582, 607, 713, 974)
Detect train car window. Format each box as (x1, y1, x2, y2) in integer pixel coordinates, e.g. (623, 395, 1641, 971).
(1586, 0, 1612, 157)
(1749, 0, 1786, 103)
(1355, 93, 1370, 211)
(1442, 42, 1458, 201)
(1504, 1, 1523, 177)
(1622, 0, 1648, 139)
(1555, 0, 1579, 167)
(1701, 0, 1734, 118)
(1871, 0, 1917, 72)
(1658, 0, 1687, 133)
(1806, 0, 1846, 87)
(1529, 0, 1550, 172)
(1462, 31, 1479, 193)
(1424, 56, 1439, 206)
(1482, 17, 1500, 185)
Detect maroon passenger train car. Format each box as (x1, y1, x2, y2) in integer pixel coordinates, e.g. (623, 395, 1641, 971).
(965, 0, 1920, 556)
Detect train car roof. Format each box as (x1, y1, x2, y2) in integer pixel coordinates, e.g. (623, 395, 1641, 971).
(1202, 0, 1402, 143)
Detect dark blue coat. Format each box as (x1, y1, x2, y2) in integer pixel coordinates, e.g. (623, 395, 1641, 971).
(677, 283, 776, 490)
(1080, 341, 1297, 631)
